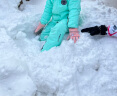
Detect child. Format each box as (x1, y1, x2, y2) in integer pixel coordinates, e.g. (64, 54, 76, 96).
(35, 0, 81, 51)
(81, 25, 117, 37)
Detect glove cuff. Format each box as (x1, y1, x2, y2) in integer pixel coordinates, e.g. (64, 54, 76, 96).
(99, 25, 107, 35)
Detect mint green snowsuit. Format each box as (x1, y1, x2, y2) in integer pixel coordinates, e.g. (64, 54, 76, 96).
(40, 0, 81, 51)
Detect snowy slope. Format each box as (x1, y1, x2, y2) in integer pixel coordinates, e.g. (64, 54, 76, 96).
(0, 0, 117, 96)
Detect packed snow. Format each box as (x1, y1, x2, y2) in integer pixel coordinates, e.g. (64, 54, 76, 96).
(101, 0, 117, 8)
(0, 0, 117, 96)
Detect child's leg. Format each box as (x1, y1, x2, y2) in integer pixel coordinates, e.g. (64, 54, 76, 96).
(41, 19, 68, 51)
(39, 21, 56, 41)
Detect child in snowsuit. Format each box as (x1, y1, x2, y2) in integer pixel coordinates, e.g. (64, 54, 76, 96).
(35, 0, 81, 51)
(81, 25, 117, 37)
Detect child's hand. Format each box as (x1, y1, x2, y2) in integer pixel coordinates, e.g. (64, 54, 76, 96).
(67, 28, 80, 43)
(35, 22, 45, 34)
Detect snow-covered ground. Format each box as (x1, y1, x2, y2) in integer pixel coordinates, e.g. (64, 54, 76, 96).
(101, 0, 117, 8)
(0, 0, 117, 96)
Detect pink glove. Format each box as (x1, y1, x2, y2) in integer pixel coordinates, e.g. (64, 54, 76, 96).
(67, 28, 80, 43)
(35, 22, 45, 33)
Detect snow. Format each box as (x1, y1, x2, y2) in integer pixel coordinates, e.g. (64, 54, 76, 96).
(0, 0, 117, 96)
(100, 0, 117, 8)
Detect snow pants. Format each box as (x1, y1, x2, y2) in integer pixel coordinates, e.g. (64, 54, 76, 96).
(39, 19, 68, 51)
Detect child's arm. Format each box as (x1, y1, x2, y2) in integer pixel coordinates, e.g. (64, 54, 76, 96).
(67, 0, 81, 43)
(68, 0, 81, 28)
(40, 0, 53, 25)
(35, 0, 53, 33)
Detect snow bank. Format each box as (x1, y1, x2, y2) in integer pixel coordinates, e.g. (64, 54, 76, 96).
(0, 0, 117, 96)
(0, 28, 36, 96)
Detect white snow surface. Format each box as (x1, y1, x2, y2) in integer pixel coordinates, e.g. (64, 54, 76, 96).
(0, 0, 117, 96)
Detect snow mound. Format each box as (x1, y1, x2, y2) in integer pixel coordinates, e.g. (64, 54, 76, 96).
(0, 0, 117, 96)
(0, 28, 36, 96)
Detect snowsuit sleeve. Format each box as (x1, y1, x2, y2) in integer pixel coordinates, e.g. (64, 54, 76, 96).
(68, 0, 81, 28)
(40, 0, 53, 25)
